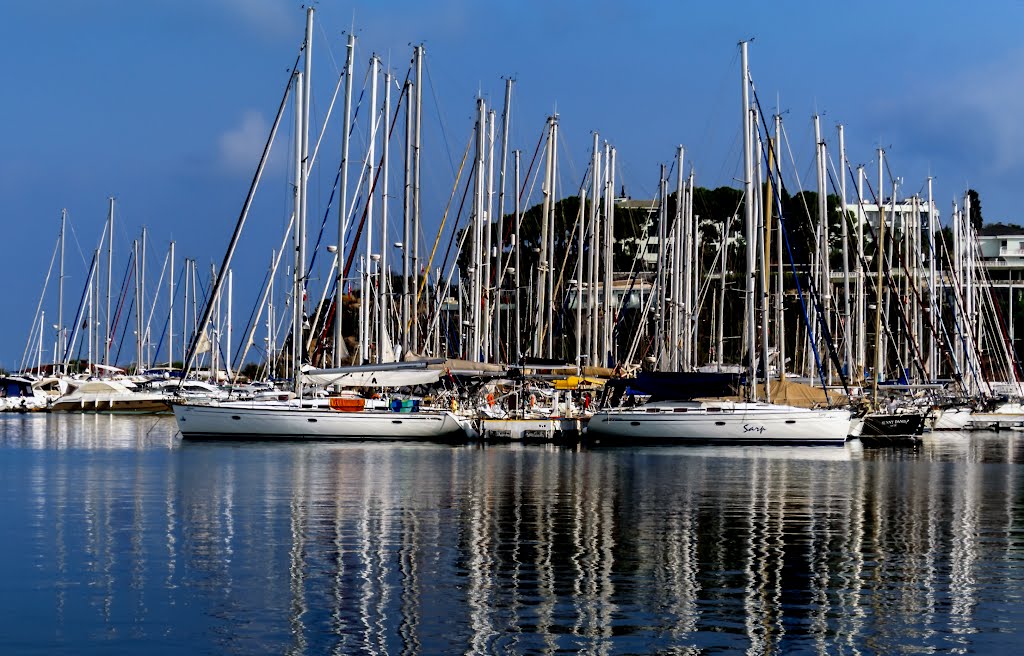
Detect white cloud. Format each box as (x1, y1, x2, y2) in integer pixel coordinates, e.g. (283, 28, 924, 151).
(215, 0, 299, 38)
(218, 110, 270, 174)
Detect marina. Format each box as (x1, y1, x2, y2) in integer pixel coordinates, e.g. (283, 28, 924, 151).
(6, 2, 1024, 653)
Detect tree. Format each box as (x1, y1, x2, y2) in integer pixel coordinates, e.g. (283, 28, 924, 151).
(968, 189, 983, 231)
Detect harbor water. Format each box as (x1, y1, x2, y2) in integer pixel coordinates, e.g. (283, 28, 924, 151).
(2, 414, 1023, 654)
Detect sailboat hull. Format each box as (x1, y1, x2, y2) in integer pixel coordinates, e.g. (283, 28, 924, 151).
(173, 403, 474, 441)
(585, 402, 851, 445)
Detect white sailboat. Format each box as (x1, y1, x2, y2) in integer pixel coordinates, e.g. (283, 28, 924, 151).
(586, 42, 851, 446)
(171, 10, 474, 443)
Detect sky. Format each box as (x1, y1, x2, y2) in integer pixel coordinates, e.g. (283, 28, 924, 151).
(3, 0, 1023, 370)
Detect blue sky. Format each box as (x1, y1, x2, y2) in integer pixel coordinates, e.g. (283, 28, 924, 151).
(2, 0, 1022, 369)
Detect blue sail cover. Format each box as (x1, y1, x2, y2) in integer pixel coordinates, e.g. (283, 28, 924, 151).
(617, 372, 743, 400)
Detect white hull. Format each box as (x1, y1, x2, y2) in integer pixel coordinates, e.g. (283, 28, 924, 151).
(586, 401, 851, 445)
(931, 407, 972, 431)
(479, 417, 582, 442)
(173, 402, 475, 441)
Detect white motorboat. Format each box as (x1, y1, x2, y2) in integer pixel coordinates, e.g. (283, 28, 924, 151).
(49, 379, 172, 414)
(172, 398, 475, 441)
(585, 400, 851, 445)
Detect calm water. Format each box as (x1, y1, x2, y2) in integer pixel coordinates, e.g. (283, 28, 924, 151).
(1, 414, 1022, 655)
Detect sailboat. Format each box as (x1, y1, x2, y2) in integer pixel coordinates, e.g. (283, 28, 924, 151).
(586, 42, 851, 446)
(171, 9, 474, 443)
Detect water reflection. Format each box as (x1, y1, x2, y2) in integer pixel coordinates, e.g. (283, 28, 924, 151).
(1, 422, 1023, 654)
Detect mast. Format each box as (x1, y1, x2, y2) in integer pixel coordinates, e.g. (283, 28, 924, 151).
(104, 196, 114, 368)
(602, 145, 616, 367)
(334, 31, 355, 367)
(402, 78, 412, 358)
(773, 115, 785, 382)
(513, 150, 522, 363)
(58, 209, 66, 374)
(674, 146, 685, 371)
(534, 117, 555, 357)
(379, 69, 391, 363)
(411, 44, 424, 351)
(814, 114, 830, 386)
(547, 117, 559, 358)
(168, 241, 174, 367)
(872, 149, 886, 406)
(838, 124, 852, 385)
(740, 41, 756, 399)
(589, 133, 601, 367)
(656, 166, 668, 369)
(483, 108, 496, 361)
(292, 68, 306, 391)
(927, 177, 936, 381)
(755, 112, 770, 402)
(496, 78, 513, 362)
(471, 97, 486, 361)
(856, 165, 866, 383)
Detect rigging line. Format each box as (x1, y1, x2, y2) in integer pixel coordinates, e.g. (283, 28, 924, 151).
(20, 229, 61, 371)
(416, 131, 474, 306)
(854, 167, 946, 388)
(966, 226, 1023, 382)
(151, 262, 189, 366)
(341, 70, 408, 280)
(423, 162, 476, 342)
(108, 248, 136, 364)
(424, 56, 457, 176)
(752, 97, 844, 398)
(544, 167, 592, 347)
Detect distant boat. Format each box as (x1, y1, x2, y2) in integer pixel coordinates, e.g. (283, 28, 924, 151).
(49, 379, 171, 414)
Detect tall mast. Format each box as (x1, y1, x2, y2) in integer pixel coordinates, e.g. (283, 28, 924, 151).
(378, 69, 391, 363)
(483, 108, 496, 361)
(402, 78, 413, 357)
(169, 241, 175, 367)
(685, 168, 694, 369)
(814, 115, 831, 385)
(575, 154, 585, 370)
(872, 149, 886, 406)
(58, 209, 66, 373)
(755, 112, 770, 402)
(411, 45, 424, 351)
(496, 78, 513, 362)
(471, 97, 486, 361)
(589, 133, 601, 367)
(656, 166, 668, 369)
(773, 114, 785, 382)
(104, 196, 114, 368)
(856, 165, 866, 383)
(334, 31, 355, 367)
(361, 55, 379, 363)
(547, 117, 559, 358)
(292, 69, 305, 391)
(141, 226, 148, 368)
(838, 124, 852, 385)
(534, 117, 555, 357)
(513, 150, 522, 363)
(740, 41, 756, 399)
(602, 145, 616, 367)
(927, 177, 936, 381)
(674, 146, 685, 371)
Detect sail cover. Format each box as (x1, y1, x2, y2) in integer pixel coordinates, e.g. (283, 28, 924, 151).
(302, 368, 442, 388)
